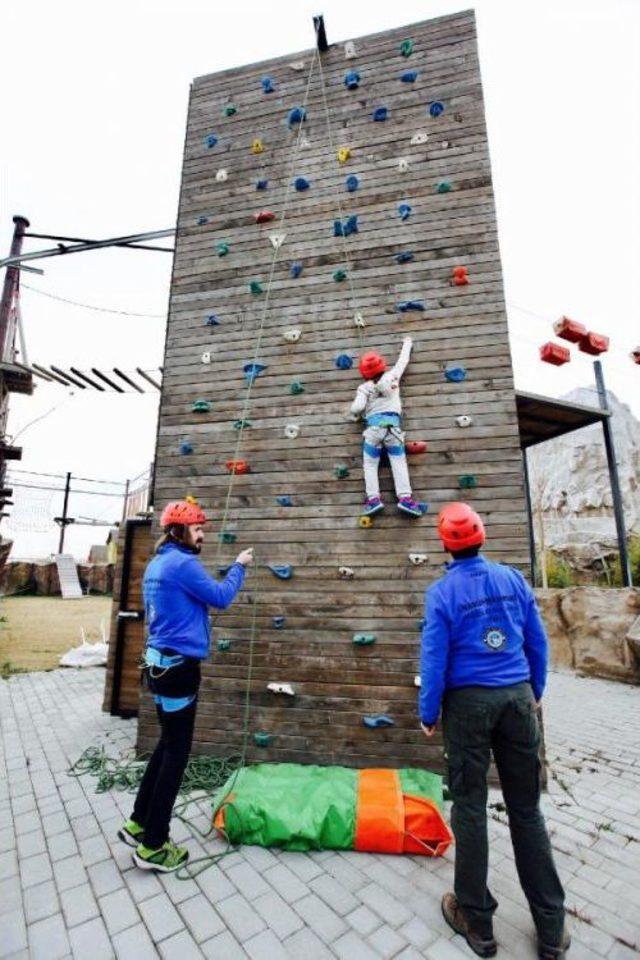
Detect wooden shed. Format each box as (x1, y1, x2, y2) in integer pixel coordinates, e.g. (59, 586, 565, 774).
(133, 10, 529, 770)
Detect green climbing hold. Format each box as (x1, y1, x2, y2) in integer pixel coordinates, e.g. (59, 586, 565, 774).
(400, 38, 414, 57)
(437, 181, 452, 194)
(249, 280, 264, 295)
(192, 399, 211, 413)
(335, 465, 350, 479)
(253, 732, 274, 748)
(217, 241, 230, 256)
(459, 474, 478, 489)
(353, 634, 376, 646)
(233, 419, 252, 430)
(219, 531, 237, 543)
(289, 381, 305, 395)
(223, 104, 237, 117)
(217, 639, 231, 651)
(333, 269, 347, 282)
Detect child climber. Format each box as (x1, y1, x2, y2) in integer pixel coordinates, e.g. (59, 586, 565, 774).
(350, 335, 423, 517)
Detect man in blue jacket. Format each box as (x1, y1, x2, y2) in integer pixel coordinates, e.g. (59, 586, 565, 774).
(118, 498, 253, 873)
(420, 503, 569, 960)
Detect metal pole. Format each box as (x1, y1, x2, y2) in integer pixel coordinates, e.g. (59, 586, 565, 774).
(121, 478, 130, 524)
(58, 471, 72, 554)
(521, 448, 537, 585)
(0, 216, 30, 360)
(593, 360, 632, 587)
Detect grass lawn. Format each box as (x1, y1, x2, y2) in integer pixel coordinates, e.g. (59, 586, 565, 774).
(0, 595, 112, 675)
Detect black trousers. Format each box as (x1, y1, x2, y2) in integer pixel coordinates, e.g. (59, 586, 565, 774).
(442, 682, 565, 946)
(132, 699, 196, 849)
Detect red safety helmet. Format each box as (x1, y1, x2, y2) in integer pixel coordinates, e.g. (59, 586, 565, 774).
(160, 498, 207, 528)
(438, 502, 485, 552)
(358, 351, 387, 379)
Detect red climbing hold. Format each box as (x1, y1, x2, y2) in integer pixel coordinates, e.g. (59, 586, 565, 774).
(631, 346, 640, 365)
(254, 211, 275, 224)
(226, 459, 250, 475)
(451, 266, 469, 286)
(579, 332, 609, 356)
(540, 342, 570, 366)
(553, 316, 586, 343)
(405, 440, 428, 454)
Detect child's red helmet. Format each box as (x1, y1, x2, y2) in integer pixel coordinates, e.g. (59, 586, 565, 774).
(358, 351, 387, 379)
(160, 499, 207, 528)
(438, 502, 485, 551)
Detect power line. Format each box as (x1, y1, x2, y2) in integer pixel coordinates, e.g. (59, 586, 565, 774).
(7, 467, 126, 486)
(21, 283, 165, 318)
(8, 481, 125, 498)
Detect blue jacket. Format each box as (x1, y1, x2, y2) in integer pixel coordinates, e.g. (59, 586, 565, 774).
(143, 542, 245, 659)
(419, 555, 548, 725)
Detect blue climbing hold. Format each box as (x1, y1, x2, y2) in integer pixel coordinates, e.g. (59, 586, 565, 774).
(204, 133, 218, 148)
(179, 440, 193, 455)
(344, 70, 360, 90)
(401, 70, 418, 83)
(294, 176, 310, 191)
(345, 175, 359, 192)
(288, 106, 306, 125)
(290, 261, 303, 278)
(335, 354, 354, 370)
(373, 107, 388, 122)
(268, 564, 293, 580)
(417, 618, 426, 631)
(445, 365, 467, 383)
(429, 101, 445, 117)
(398, 203, 412, 221)
(197, 215, 208, 226)
(272, 616, 286, 629)
(395, 251, 414, 264)
(334, 215, 359, 237)
(261, 76, 275, 93)
(243, 362, 267, 384)
(276, 495, 293, 507)
(205, 314, 220, 326)
(256, 179, 268, 190)
(397, 300, 425, 312)
(363, 715, 395, 729)
(218, 565, 232, 576)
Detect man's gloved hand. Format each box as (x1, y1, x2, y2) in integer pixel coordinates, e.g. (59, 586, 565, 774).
(236, 548, 254, 566)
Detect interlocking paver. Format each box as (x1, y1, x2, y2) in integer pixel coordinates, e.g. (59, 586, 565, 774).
(68, 916, 113, 959)
(177, 893, 225, 943)
(60, 881, 100, 927)
(27, 911, 71, 960)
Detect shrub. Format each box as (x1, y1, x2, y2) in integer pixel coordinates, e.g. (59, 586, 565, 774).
(545, 554, 575, 588)
(612, 535, 640, 587)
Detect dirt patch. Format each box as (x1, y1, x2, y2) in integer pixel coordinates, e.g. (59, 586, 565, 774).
(0, 596, 112, 674)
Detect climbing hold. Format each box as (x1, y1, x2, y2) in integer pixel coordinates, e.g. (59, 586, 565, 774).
(283, 328, 302, 343)
(429, 101, 445, 117)
(233, 419, 252, 430)
(409, 553, 428, 565)
(453, 112, 463, 123)
(401, 70, 418, 83)
(455, 415, 473, 428)
(300, 135, 311, 149)
(337, 146, 351, 164)
(397, 300, 425, 312)
(287, 106, 306, 126)
(553, 316, 587, 343)
(338, 566, 355, 579)
(289, 381, 305, 395)
(417, 619, 426, 631)
(335, 353, 353, 370)
(256, 179, 269, 190)
(290, 261, 303, 279)
(201, 351, 212, 364)
(269, 565, 293, 580)
(441, 140, 451, 149)
(179, 439, 193, 455)
(414, 675, 421, 687)
(192, 399, 211, 413)
(223, 104, 237, 117)
(205, 313, 220, 325)
(358, 515, 373, 528)
(251, 139, 265, 155)
(540, 342, 571, 366)
(225, 460, 250, 475)
(398, 203, 412, 221)
(334, 215, 358, 237)
(215, 169, 228, 182)
(373, 107, 388, 122)
(631, 346, 640, 365)
(395, 251, 414, 264)
(268, 233, 287, 251)
(284, 423, 300, 439)
(335, 464, 350, 479)
(363, 715, 395, 729)
(217, 639, 231, 651)
(253, 732, 274, 747)
(452, 265, 469, 286)
(261, 76, 275, 93)
(579, 332, 609, 356)
(353, 634, 376, 646)
(400, 38, 414, 57)
(197, 215, 208, 225)
(249, 280, 264, 296)
(289, 60, 306, 71)
(294, 176, 310, 191)
(243, 362, 267, 384)
(218, 565, 232, 576)
(437, 180, 452, 193)
(345, 174, 359, 192)
(445, 365, 467, 382)
(267, 682, 295, 696)
(344, 40, 357, 59)
(254, 210, 274, 223)
(344, 70, 361, 90)
(216, 242, 229, 257)
(333, 269, 347, 282)
(410, 131, 429, 145)
(276, 495, 293, 507)
(272, 616, 286, 629)
(398, 157, 410, 172)
(459, 474, 478, 489)
(205, 133, 218, 148)
(219, 531, 237, 543)
(406, 440, 427, 454)
(354, 311, 366, 329)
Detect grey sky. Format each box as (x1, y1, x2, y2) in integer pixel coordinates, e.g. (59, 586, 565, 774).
(2, 0, 638, 560)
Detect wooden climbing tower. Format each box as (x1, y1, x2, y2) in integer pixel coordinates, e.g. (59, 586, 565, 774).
(137, 10, 529, 769)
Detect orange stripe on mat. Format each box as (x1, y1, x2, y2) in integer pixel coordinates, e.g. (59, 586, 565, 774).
(354, 769, 404, 854)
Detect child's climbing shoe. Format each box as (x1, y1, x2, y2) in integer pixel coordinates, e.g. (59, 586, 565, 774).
(118, 819, 145, 848)
(132, 840, 189, 873)
(397, 496, 423, 517)
(363, 497, 384, 516)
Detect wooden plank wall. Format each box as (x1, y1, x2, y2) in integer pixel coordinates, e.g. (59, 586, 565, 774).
(138, 10, 529, 769)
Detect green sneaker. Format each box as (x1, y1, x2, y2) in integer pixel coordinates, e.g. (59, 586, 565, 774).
(117, 819, 145, 848)
(132, 840, 189, 873)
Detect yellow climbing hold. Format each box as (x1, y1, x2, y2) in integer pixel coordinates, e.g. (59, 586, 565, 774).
(337, 146, 351, 164)
(358, 515, 373, 529)
(251, 139, 264, 155)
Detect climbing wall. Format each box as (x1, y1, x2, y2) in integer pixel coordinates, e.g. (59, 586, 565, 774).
(139, 10, 529, 769)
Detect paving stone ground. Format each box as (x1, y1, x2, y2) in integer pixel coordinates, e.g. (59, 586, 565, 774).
(1, 668, 639, 960)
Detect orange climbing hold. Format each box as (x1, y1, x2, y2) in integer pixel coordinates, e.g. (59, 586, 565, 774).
(254, 211, 275, 224)
(406, 440, 428, 454)
(451, 266, 469, 286)
(226, 459, 250, 475)
(540, 342, 570, 366)
(579, 331, 609, 356)
(553, 316, 586, 343)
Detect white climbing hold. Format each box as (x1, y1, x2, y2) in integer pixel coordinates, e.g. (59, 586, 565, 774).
(269, 232, 287, 250)
(215, 169, 228, 182)
(284, 423, 300, 439)
(398, 157, 410, 172)
(455, 415, 473, 428)
(338, 566, 355, 579)
(409, 553, 428, 566)
(441, 140, 451, 149)
(289, 60, 305, 71)
(344, 40, 357, 59)
(410, 131, 429, 145)
(267, 682, 295, 696)
(354, 311, 366, 329)
(414, 675, 421, 687)
(283, 328, 302, 343)
(201, 351, 212, 364)
(299, 135, 311, 149)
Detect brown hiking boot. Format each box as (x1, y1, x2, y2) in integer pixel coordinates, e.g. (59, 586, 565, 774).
(441, 892, 497, 958)
(538, 929, 571, 959)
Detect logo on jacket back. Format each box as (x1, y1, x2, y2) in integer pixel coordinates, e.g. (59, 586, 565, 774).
(483, 626, 507, 651)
